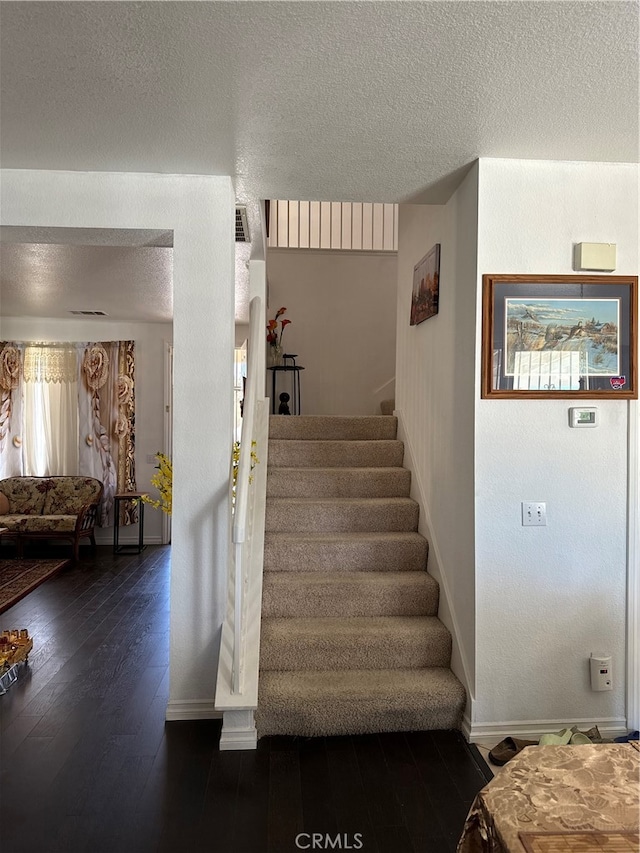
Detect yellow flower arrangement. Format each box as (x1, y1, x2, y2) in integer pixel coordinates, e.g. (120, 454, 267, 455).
(142, 452, 172, 515)
(232, 440, 259, 504)
(141, 445, 258, 515)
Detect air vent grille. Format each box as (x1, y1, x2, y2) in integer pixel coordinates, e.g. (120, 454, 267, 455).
(235, 206, 250, 243)
(69, 310, 108, 316)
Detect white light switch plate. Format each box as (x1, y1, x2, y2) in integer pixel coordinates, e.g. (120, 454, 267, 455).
(522, 501, 547, 526)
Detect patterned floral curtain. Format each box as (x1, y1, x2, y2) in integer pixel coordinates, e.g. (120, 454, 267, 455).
(79, 341, 137, 526)
(0, 343, 25, 478)
(0, 340, 137, 526)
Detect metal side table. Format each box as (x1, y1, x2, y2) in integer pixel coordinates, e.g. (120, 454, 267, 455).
(268, 354, 305, 415)
(113, 492, 148, 554)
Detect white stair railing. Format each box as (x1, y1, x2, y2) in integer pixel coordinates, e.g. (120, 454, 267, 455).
(215, 295, 269, 750)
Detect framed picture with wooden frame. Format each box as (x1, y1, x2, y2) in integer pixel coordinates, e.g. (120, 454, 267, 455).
(410, 244, 440, 325)
(481, 274, 638, 399)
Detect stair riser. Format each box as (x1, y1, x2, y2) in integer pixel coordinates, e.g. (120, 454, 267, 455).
(265, 500, 419, 533)
(267, 468, 411, 498)
(256, 701, 463, 738)
(268, 440, 404, 468)
(260, 626, 451, 671)
(263, 536, 429, 572)
(269, 416, 398, 441)
(262, 578, 439, 618)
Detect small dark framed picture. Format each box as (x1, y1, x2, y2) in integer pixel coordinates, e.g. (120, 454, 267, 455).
(481, 274, 638, 399)
(410, 244, 440, 326)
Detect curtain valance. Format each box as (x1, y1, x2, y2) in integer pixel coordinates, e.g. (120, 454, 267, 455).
(23, 345, 77, 383)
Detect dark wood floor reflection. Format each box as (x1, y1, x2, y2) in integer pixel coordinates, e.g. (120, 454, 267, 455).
(1, 545, 490, 853)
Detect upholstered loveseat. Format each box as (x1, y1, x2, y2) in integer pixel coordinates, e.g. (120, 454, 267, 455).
(0, 476, 103, 559)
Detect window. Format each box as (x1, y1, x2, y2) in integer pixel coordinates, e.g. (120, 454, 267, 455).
(22, 345, 79, 475)
(268, 200, 398, 251)
(234, 344, 247, 442)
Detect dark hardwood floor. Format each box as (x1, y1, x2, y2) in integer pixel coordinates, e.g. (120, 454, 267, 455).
(0, 545, 491, 853)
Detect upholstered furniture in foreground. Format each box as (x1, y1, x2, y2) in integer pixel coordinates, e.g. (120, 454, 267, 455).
(0, 476, 103, 560)
(457, 742, 639, 852)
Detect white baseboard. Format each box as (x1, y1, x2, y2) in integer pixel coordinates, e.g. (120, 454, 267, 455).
(165, 700, 222, 721)
(468, 716, 628, 746)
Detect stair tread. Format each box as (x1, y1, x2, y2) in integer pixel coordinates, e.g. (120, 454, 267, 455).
(268, 466, 409, 473)
(262, 614, 446, 630)
(261, 615, 451, 671)
(267, 496, 418, 505)
(269, 415, 398, 441)
(256, 668, 466, 737)
(265, 531, 426, 542)
(262, 571, 439, 617)
(269, 439, 402, 446)
(264, 530, 429, 572)
(259, 666, 463, 696)
(266, 495, 419, 533)
(264, 570, 436, 587)
(263, 530, 429, 572)
(268, 439, 405, 468)
(267, 467, 411, 497)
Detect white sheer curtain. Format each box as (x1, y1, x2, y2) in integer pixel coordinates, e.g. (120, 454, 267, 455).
(22, 345, 79, 476)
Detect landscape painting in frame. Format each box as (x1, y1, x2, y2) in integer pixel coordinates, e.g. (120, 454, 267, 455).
(410, 244, 440, 325)
(481, 274, 638, 399)
(505, 298, 620, 377)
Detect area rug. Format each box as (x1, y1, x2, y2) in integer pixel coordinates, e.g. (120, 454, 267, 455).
(0, 558, 70, 614)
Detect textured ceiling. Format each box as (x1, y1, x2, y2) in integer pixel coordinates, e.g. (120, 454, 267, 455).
(0, 227, 174, 248)
(0, 1, 637, 324)
(0, 243, 173, 323)
(1, 1, 637, 203)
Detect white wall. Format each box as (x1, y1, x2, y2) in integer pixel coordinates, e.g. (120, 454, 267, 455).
(395, 165, 479, 703)
(235, 323, 249, 347)
(0, 316, 171, 545)
(474, 159, 638, 733)
(1, 169, 235, 721)
(267, 249, 397, 415)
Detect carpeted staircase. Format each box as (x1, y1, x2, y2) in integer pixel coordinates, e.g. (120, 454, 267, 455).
(256, 415, 465, 738)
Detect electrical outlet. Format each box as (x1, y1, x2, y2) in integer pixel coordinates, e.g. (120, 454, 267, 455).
(522, 501, 547, 526)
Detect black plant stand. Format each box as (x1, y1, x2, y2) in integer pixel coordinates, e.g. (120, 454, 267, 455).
(268, 355, 304, 415)
(113, 492, 147, 554)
